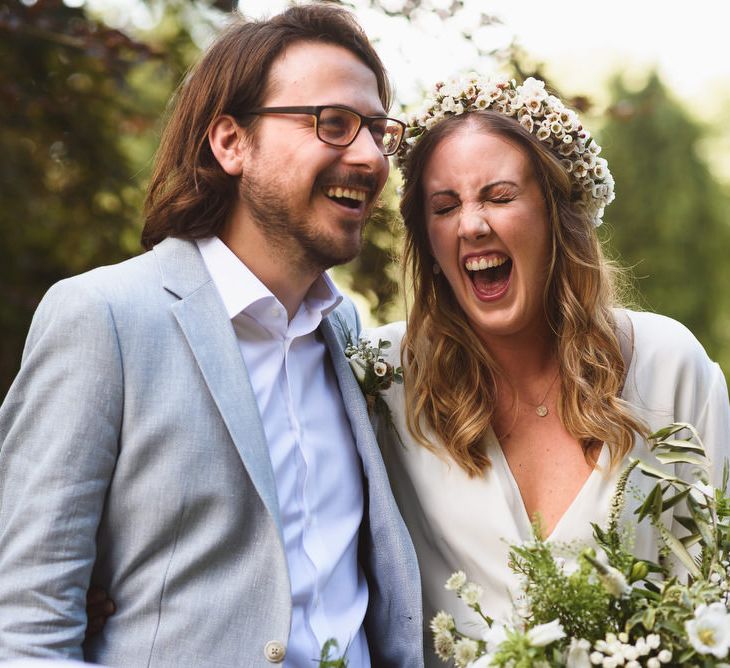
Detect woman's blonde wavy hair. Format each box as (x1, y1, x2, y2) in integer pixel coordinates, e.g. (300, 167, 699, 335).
(400, 111, 648, 477)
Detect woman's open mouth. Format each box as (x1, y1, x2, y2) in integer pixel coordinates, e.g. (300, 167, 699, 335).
(464, 253, 512, 300)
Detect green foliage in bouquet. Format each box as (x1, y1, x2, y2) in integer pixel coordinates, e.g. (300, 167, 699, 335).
(433, 423, 730, 667)
(509, 537, 622, 643)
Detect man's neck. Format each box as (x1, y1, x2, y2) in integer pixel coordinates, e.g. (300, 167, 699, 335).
(219, 221, 320, 321)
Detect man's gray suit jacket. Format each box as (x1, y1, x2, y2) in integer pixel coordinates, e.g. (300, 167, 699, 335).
(0, 238, 424, 667)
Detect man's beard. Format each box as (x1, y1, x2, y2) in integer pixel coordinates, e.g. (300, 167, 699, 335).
(239, 170, 366, 274)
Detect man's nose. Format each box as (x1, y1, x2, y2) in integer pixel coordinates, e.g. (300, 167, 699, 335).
(342, 124, 388, 172)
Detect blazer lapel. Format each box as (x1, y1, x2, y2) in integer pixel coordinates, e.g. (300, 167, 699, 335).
(319, 317, 378, 477)
(153, 238, 282, 537)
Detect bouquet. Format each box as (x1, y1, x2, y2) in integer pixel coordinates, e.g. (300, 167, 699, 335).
(433, 423, 730, 667)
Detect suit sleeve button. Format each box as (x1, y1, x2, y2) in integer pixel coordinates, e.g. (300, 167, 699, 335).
(264, 640, 286, 663)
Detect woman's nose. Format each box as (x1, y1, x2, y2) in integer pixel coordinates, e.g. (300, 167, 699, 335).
(458, 211, 491, 240)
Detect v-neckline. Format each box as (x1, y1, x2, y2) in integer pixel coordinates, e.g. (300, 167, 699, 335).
(487, 426, 610, 542)
(485, 310, 635, 542)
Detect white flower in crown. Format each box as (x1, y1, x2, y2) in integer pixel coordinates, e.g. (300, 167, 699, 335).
(441, 95, 457, 113)
(519, 115, 534, 133)
(559, 141, 576, 156)
(519, 76, 549, 103)
(395, 72, 615, 227)
(474, 95, 489, 110)
(536, 123, 551, 141)
(593, 157, 608, 179)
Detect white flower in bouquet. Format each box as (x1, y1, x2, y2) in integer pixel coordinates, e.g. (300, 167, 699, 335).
(445, 570, 467, 592)
(430, 610, 455, 634)
(434, 630, 455, 661)
(460, 582, 484, 606)
(598, 564, 631, 598)
(467, 655, 495, 668)
(482, 623, 507, 652)
(685, 602, 730, 658)
(527, 619, 566, 647)
(453, 638, 479, 667)
(657, 649, 672, 663)
(584, 550, 631, 598)
(566, 638, 591, 667)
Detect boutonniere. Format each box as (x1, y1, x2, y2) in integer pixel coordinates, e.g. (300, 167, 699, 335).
(342, 329, 405, 446)
(344, 335, 403, 411)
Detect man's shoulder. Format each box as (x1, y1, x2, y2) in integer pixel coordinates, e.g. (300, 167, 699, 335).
(41, 237, 201, 312)
(48, 248, 157, 303)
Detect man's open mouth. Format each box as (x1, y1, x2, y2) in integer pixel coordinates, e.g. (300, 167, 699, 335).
(324, 186, 367, 210)
(464, 253, 512, 297)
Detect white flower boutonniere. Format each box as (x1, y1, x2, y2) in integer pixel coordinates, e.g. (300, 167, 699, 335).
(344, 335, 403, 409)
(342, 330, 405, 446)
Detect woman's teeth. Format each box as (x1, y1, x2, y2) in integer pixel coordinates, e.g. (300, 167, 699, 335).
(464, 255, 509, 272)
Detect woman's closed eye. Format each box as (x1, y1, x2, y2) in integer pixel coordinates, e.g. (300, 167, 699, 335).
(433, 204, 458, 215)
(430, 196, 460, 216)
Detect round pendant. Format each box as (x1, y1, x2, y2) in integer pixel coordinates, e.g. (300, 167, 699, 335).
(535, 405, 548, 417)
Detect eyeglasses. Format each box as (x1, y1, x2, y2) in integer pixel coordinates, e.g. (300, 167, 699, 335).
(245, 105, 406, 156)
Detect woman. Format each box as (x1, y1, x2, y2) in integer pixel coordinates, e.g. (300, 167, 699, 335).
(365, 75, 730, 665)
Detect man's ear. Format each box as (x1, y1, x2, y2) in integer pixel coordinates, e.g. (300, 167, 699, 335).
(208, 115, 248, 176)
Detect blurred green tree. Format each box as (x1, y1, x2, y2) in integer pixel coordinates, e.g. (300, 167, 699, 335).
(599, 72, 730, 374)
(0, 0, 206, 397)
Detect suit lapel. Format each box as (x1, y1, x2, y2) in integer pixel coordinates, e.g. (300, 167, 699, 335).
(319, 317, 377, 477)
(154, 238, 282, 537)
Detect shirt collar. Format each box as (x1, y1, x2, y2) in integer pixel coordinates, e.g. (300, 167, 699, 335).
(196, 236, 342, 321)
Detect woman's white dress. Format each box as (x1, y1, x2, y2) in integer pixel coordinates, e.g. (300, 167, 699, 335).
(366, 310, 730, 666)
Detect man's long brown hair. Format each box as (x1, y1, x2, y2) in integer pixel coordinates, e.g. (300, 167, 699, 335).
(141, 4, 391, 250)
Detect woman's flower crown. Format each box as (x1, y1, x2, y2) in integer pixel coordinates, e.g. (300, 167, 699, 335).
(397, 74, 615, 227)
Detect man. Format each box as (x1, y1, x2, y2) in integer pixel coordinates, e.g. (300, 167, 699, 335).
(0, 5, 423, 666)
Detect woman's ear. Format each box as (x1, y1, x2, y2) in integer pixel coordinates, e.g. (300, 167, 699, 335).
(208, 115, 247, 176)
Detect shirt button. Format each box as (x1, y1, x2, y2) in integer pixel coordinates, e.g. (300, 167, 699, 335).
(264, 640, 286, 663)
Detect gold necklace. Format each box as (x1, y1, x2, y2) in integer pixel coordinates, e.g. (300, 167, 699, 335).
(523, 371, 560, 418)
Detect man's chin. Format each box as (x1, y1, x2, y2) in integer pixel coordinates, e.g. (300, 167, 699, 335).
(307, 237, 363, 271)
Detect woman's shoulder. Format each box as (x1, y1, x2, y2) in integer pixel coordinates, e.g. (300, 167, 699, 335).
(618, 308, 725, 403)
(621, 309, 714, 367)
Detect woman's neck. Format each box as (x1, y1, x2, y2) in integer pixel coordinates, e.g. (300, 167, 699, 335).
(480, 328, 557, 385)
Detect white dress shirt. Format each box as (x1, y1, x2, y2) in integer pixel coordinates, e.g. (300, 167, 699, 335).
(197, 237, 369, 667)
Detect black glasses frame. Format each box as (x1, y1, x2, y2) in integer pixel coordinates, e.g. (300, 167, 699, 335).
(245, 105, 406, 156)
